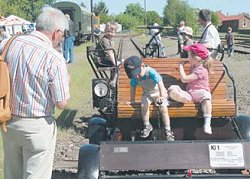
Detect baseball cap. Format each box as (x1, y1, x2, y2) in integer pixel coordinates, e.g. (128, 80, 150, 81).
(180, 26, 193, 37)
(124, 56, 142, 79)
(183, 43, 209, 60)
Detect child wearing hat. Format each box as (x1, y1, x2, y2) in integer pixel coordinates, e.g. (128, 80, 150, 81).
(124, 56, 174, 141)
(180, 26, 194, 58)
(168, 43, 213, 134)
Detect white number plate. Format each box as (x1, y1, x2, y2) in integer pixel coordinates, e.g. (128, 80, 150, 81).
(208, 143, 245, 168)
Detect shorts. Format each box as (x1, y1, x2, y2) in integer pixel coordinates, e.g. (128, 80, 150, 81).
(141, 91, 169, 107)
(169, 85, 211, 103)
(189, 89, 211, 103)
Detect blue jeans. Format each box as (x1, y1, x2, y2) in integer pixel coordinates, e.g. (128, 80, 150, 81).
(63, 36, 75, 63)
(227, 44, 234, 56)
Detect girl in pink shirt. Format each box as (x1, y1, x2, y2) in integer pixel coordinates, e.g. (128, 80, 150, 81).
(168, 43, 213, 134)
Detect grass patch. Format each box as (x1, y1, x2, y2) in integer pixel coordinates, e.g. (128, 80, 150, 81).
(54, 42, 94, 119)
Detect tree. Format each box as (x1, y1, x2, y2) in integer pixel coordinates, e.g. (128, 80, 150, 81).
(124, 3, 145, 21)
(99, 13, 113, 24)
(146, 11, 162, 25)
(211, 11, 220, 27)
(115, 13, 140, 30)
(0, 0, 56, 22)
(93, 1, 108, 16)
(163, 0, 198, 35)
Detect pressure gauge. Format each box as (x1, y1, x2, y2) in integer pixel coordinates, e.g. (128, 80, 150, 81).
(94, 82, 108, 97)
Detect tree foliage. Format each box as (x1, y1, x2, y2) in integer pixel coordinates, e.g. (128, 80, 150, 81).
(0, 0, 56, 22)
(115, 13, 140, 30)
(146, 11, 162, 25)
(124, 3, 145, 21)
(163, 0, 198, 35)
(211, 11, 220, 27)
(99, 13, 114, 24)
(93, 1, 109, 16)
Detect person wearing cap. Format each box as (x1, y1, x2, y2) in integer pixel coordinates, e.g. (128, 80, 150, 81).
(180, 26, 194, 58)
(168, 43, 213, 134)
(198, 9, 221, 59)
(124, 56, 174, 141)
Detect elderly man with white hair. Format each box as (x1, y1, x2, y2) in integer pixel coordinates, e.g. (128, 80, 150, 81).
(0, 7, 70, 179)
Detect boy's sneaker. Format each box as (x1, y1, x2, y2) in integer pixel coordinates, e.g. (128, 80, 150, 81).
(140, 124, 153, 138)
(203, 125, 212, 135)
(164, 129, 175, 141)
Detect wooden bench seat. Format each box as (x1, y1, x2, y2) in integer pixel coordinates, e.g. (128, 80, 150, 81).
(117, 58, 236, 119)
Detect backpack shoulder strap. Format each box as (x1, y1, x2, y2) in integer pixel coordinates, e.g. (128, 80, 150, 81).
(0, 35, 17, 62)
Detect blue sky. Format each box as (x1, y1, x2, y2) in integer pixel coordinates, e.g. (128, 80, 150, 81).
(75, 0, 250, 16)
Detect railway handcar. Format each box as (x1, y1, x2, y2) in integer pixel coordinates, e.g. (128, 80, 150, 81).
(78, 36, 250, 179)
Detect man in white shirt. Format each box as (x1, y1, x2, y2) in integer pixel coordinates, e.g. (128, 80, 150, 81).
(198, 9, 221, 59)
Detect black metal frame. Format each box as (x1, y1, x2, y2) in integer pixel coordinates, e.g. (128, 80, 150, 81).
(131, 25, 167, 58)
(98, 140, 250, 178)
(86, 39, 123, 127)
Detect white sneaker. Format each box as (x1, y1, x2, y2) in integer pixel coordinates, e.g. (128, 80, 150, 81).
(203, 126, 212, 135)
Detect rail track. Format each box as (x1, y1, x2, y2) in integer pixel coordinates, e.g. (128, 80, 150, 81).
(164, 34, 250, 55)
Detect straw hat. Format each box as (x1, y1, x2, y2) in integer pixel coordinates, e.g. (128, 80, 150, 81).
(181, 26, 193, 37)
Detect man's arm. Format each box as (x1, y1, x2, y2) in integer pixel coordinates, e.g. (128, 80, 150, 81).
(51, 62, 70, 110)
(55, 74, 71, 109)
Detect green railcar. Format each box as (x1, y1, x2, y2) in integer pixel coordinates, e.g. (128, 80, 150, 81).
(52, 1, 91, 43)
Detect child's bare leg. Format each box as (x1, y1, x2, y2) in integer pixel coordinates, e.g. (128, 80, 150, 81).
(159, 105, 174, 141)
(202, 99, 212, 114)
(141, 102, 150, 126)
(159, 106, 171, 130)
(201, 99, 212, 134)
(168, 86, 190, 103)
(140, 101, 153, 138)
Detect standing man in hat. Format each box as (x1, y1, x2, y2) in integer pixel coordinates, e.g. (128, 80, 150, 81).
(198, 9, 221, 59)
(180, 26, 194, 58)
